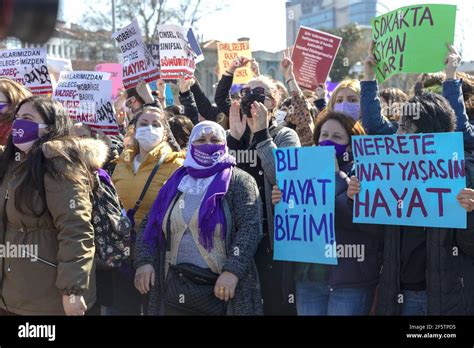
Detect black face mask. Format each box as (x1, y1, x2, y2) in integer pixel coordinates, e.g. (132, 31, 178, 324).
(240, 93, 266, 118)
(337, 151, 354, 169)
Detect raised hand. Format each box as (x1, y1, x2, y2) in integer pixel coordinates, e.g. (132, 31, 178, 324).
(280, 48, 295, 81)
(247, 101, 269, 133)
(229, 100, 247, 141)
(445, 44, 462, 80)
(363, 40, 377, 81)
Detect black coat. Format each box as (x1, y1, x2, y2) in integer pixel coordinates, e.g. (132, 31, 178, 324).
(376, 222, 474, 315)
(327, 163, 383, 289)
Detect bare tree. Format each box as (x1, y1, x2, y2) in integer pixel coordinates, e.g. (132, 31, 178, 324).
(81, 0, 227, 44)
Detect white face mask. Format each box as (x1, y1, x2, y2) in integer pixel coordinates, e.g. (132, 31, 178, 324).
(15, 140, 37, 153)
(135, 125, 164, 152)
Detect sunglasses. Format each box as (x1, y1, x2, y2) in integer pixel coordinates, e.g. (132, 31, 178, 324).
(240, 87, 273, 100)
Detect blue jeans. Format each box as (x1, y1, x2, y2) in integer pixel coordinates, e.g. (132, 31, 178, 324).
(296, 280, 375, 316)
(401, 290, 427, 316)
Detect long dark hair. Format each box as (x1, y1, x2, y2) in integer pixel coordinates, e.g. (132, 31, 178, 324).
(0, 96, 90, 217)
(169, 115, 194, 149)
(400, 93, 456, 134)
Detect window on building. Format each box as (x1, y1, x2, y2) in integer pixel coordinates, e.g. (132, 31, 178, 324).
(268, 67, 276, 79)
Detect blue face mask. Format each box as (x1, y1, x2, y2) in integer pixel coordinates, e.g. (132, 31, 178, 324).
(334, 102, 360, 120)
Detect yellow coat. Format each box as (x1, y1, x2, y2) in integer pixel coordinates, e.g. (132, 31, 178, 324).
(112, 142, 185, 229)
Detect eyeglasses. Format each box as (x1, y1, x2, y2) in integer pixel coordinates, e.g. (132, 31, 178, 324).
(240, 87, 273, 100)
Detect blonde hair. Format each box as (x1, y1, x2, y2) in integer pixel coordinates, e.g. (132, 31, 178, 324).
(327, 79, 361, 111)
(0, 77, 33, 123)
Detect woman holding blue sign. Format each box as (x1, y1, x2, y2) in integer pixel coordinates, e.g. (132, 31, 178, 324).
(361, 41, 474, 152)
(348, 89, 474, 315)
(272, 111, 383, 316)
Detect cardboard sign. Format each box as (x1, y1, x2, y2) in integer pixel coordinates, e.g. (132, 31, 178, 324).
(352, 133, 466, 228)
(273, 146, 337, 265)
(112, 19, 160, 89)
(292, 27, 342, 90)
(0, 48, 53, 94)
(217, 41, 253, 85)
(371, 4, 457, 83)
(53, 71, 119, 136)
(156, 24, 198, 80)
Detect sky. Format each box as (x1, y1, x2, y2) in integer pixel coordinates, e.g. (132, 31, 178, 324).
(61, 0, 473, 60)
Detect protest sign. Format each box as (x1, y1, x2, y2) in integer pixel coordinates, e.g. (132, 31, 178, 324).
(112, 19, 160, 89)
(291, 27, 342, 90)
(371, 4, 456, 83)
(273, 146, 337, 265)
(0, 47, 52, 94)
(146, 43, 161, 72)
(156, 24, 198, 80)
(54, 71, 119, 136)
(165, 83, 174, 106)
(217, 41, 253, 85)
(95, 63, 124, 100)
(352, 132, 466, 228)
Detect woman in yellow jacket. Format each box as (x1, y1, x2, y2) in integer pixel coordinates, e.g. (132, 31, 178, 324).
(111, 106, 185, 315)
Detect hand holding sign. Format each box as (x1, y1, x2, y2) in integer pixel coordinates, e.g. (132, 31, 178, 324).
(363, 40, 377, 81)
(271, 185, 282, 205)
(178, 76, 195, 93)
(456, 189, 474, 213)
(347, 176, 361, 201)
(444, 44, 462, 80)
(227, 56, 252, 75)
(136, 79, 154, 104)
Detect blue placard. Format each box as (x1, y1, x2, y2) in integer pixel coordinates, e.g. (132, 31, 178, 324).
(273, 146, 337, 265)
(187, 28, 204, 62)
(165, 83, 174, 106)
(352, 132, 467, 228)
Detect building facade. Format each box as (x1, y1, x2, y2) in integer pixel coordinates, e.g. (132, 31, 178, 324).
(286, 0, 388, 46)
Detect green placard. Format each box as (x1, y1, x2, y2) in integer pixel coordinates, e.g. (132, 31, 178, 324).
(371, 4, 456, 83)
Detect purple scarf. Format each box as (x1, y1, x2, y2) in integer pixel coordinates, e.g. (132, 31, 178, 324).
(143, 160, 235, 251)
(97, 168, 113, 187)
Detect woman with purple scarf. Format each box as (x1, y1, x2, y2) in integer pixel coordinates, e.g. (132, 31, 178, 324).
(133, 121, 264, 315)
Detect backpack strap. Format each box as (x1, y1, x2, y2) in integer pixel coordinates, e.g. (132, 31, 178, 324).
(132, 152, 169, 212)
(166, 191, 183, 252)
